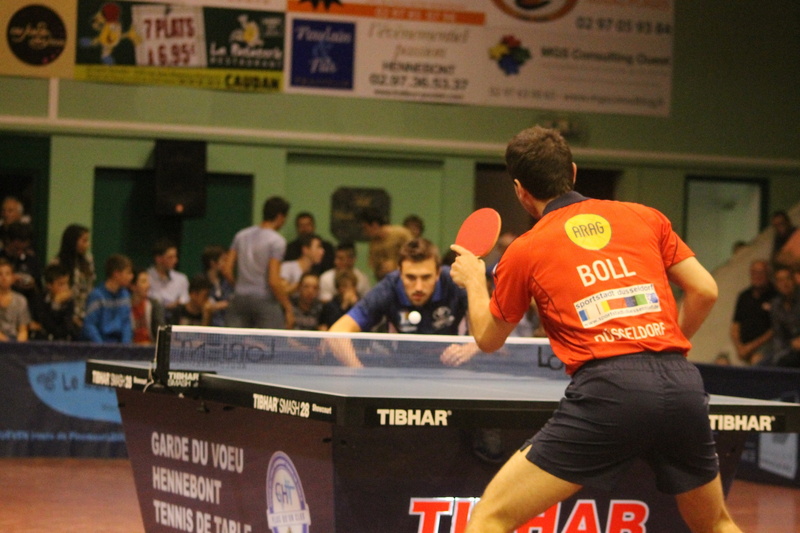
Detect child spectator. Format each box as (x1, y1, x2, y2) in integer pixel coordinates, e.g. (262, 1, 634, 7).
(171, 275, 213, 326)
(0, 258, 30, 341)
(129, 268, 165, 345)
(82, 254, 133, 343)
(291, 273, 323, 330)
(201, 245, 233, 327)
(29, 263, 79, 341)
(319, 269, 359, 330)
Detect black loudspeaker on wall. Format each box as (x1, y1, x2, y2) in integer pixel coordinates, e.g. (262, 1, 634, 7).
(154, 139, 207, 217)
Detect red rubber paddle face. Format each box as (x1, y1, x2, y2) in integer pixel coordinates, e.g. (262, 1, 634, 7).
(455, 208, 502, 257)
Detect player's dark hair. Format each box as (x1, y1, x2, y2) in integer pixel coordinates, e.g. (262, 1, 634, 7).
(262, 196, 290, 221)
(399, 238, 440, 268)
(505, 126, 574, 200)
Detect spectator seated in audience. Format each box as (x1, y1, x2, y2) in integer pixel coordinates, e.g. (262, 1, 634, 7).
(0, 221, 42, 309)
(280, 233, 325, 297)
(29, 263, 80, 341)
(51, 224, 95, 331)
(730, 259, 776, 365)
(766, 265, 800, 367)
(319, 269, 360, 331)
(0, 196, 31, 249)
(147, 238, 189, 324)
(290, 272, 323, 331)
(318, 241, 371, 303)
(129, 268, 165, 345)
(82, 254, 133, 344)
(0, 257, 30, 342)
(201, 245, 233, 327)
(171, 275, 213, 326)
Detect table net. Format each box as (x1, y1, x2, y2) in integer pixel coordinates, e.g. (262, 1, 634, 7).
(155, 325, 568, 381)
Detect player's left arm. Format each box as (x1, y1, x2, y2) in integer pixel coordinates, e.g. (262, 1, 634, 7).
(667, 256, 718, 339)
(450, 244, 517, 352)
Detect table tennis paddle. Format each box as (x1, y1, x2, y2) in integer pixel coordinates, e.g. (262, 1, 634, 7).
(455, 208, 502, 257)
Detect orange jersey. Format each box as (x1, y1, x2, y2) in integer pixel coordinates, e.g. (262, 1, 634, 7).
(490, 193, 694, 374)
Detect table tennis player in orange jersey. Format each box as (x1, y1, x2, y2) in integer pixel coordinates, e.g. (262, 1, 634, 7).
(449, 126, 742, 533)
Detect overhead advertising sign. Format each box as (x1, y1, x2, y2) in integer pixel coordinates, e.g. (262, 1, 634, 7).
(1, 0, 674, 115)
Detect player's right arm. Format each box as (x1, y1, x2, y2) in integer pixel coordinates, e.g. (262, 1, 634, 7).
(450, 244, 517, 352)
(667, 256, 718, 339)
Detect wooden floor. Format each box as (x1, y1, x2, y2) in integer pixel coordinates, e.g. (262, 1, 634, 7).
(0, 458, 798, 532)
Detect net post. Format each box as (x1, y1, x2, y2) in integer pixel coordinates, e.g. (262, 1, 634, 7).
(153, 325, 172, 387)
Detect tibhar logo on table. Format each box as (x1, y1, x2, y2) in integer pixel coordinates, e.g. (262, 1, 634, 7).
(377, 409, 451, 426)
(410, 497, 649, 533)
(709, 414, 776, 432)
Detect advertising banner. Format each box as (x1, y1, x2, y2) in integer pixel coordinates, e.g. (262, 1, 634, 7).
(2, 0, 674, 114)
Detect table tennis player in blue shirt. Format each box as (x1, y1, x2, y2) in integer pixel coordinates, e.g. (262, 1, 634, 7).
(328, 238, 476, 367)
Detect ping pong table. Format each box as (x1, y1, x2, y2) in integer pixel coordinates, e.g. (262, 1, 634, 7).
(87, 326, 800, 533)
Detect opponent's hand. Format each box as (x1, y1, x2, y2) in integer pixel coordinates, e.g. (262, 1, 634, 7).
(440, 342, 481, 367)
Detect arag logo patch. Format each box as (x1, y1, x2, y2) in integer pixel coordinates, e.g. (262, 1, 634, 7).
(565, 214, 611, 250)
(6, 4, 67, 66)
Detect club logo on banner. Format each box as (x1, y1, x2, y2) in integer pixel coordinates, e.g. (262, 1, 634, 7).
(290, 18, 355, 89)
(6, 4, 67, 66)
(266, 451, 312, 533)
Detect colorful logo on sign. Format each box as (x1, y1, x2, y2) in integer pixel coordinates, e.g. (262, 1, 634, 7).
(266, 451, 311, 533)
(6, 4, 67, 66)
(489, 35, 531, 75)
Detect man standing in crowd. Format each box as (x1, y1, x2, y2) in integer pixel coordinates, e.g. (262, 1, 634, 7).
(223, 196, 294, 329)
(284, 212, 335, 275)
(449, 126, 741, 533)
(357, 207, 413, 281)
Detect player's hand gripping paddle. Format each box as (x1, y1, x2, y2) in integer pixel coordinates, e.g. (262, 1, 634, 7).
(455, 208, 502, 257)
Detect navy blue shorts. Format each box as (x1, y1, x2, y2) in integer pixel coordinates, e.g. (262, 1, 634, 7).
(524, 352, 719, 494)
